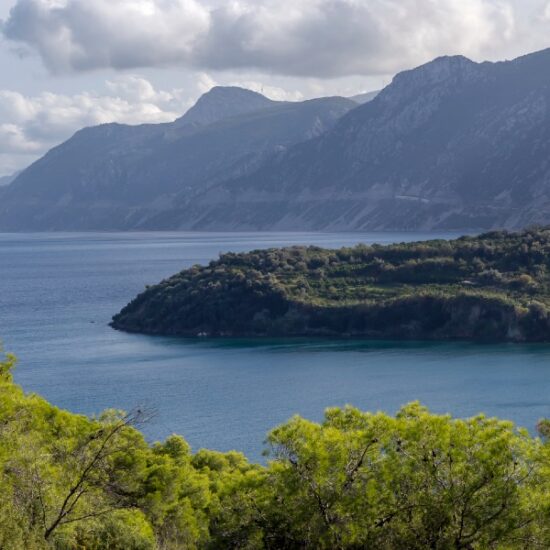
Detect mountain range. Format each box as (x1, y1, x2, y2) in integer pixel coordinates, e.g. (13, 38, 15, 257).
(0, 87, 354, 230)
(3, 48, 550, 231)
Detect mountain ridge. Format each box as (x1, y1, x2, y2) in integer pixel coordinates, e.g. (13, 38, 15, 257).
(0, 87, 355, 230)
(5, 48, 550, 231)
(175, 86, 278, 127)
(166, 48, 550, 231)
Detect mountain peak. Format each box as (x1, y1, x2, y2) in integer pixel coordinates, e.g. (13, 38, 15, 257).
(429, 54, 475, 67)
(373, 54, 480, 109)
(176, 86, 276, 127)
(393, 54, 478, 87)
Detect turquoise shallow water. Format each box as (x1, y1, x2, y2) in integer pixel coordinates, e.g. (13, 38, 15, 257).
(1, 231, 549, 462)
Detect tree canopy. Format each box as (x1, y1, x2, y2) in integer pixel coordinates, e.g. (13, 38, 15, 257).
(112, 227, 550, 342)
(1, 349, 549, 548)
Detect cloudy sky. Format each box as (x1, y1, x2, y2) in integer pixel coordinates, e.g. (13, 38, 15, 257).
(0, 0, 549, 176)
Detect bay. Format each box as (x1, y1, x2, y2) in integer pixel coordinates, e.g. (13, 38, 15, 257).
(1, 231, 549, 462)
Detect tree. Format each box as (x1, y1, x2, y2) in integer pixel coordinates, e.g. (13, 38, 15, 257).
(263, 403, 544, 549)
(1, 345, 550, 548)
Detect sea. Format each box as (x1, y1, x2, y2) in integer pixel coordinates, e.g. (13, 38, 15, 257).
(1, 231, 549, 461)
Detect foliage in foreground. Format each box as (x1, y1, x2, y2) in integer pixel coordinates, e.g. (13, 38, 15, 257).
(1, 351, 549, 549)
(112, 227, 550, 341)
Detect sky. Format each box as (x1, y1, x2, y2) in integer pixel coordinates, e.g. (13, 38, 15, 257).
(0, 0, 549, 176)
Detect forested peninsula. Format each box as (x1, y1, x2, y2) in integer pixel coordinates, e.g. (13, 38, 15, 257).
(112, 228, 550, 342)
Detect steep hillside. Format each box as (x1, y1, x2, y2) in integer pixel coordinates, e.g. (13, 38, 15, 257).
(0, 88, 354, 230)
(6, 48, 550, 232)
(174, 49, 550, 231)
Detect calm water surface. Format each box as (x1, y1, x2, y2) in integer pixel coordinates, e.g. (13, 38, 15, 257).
(1, 231, 549, 461)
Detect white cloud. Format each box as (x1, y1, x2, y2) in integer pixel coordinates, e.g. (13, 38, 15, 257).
(542, 1, 550, 20)
(0, 74, 198, 175)
(0, 68, 317, 175)
(195, 72, 218, 95)
(2, 0, 538, 78)
(228, 80, 304, 102)
(2, 0, 209, 73)
(0, 122, 42, 153)
(198, 0, 517, 77)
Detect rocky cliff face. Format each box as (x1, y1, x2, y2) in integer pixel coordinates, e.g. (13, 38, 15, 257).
(170, 49, 550, 231)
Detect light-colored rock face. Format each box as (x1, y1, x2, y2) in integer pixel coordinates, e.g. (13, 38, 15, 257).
(4, 49, 550, 232)
(172, 48, 550, 232)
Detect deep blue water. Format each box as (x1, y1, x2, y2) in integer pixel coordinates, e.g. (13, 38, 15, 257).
(1, 231, 549, 462)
